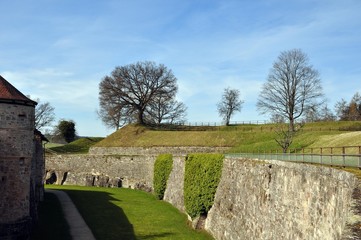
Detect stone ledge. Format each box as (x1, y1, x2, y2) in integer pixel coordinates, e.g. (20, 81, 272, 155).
(89, 146, 231, 156)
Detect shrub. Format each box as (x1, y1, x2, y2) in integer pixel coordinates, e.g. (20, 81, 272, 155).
(184, 153, 224, 219)
(153, 154, 173, 200)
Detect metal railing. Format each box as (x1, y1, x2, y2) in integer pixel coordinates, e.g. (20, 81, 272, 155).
(226, 146, 361, 168)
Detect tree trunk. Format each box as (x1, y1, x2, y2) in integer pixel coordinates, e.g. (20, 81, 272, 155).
(137, 109, 145, 125)
(289, 117, 295, 132)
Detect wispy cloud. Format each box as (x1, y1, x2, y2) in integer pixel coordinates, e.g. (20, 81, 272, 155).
(0, 0, 360, 135)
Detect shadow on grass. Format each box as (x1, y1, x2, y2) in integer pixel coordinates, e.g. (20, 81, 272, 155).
(137, 232, 175, 239)
(62, 189, 136, 240)
(31, 192, 72, 240)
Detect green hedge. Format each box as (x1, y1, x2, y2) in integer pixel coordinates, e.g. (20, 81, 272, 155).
(184, 153, 224, 219)
(153, 154, 173, 200)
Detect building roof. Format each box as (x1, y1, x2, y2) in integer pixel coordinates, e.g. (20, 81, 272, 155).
(34, 129, 49, 142)
(0, 75, 37, 106)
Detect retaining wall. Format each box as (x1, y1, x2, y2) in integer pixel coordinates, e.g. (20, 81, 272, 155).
(46, 154, 155, 191)
(204, 158, 360, 240)
(89, 146, 230, 156)
(45, 150, 361, 239)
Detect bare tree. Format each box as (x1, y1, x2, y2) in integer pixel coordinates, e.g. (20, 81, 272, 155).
(146, 95, 187, 124)
(319, 104, 335, 121)
(304, 103, 335, 122)
(274, 122, 304, 153)
(97, 92, 135, 130)
(99, 61, 179, 126)
(334, 98, 348, 120)
(217, 87, 244, 125)
(97, 104, 133, 130)
(257, 49, 323, 131)
(35, 100, 56, 130)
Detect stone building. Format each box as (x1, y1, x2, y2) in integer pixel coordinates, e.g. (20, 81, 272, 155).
(0, 75, 47, 240)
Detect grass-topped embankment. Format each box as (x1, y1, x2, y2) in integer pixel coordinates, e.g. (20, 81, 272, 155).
(46, 185, 213, 240)
(48, 137, 104, 154)
(94, 121, 361, 153)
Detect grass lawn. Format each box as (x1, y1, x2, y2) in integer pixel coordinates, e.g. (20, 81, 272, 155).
(48, 137, 104, 154)
(94, 122, 361, 152)
(31, 191, 72, 240)
(46, 185, 213, 240)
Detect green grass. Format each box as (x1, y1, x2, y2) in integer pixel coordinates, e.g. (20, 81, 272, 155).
(46, 185, 213, 240)
(94, 122, 361, 153)
(31, 192, 72, 240)
(45, 142, 64, 148)
(49, 137, 104, 154)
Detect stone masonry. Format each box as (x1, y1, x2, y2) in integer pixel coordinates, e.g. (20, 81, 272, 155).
(0, 76, 46, 240)
(205, 158, 360, 240)
(46, 147, 361, 239)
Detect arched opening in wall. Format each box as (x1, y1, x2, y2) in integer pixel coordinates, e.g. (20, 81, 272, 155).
(45, 171, 57, 184)
(118, 178, 123, 188)
(61, 172, 68, 185)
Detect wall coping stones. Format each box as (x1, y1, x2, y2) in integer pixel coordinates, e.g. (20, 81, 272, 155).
(89, 146, 231, 156)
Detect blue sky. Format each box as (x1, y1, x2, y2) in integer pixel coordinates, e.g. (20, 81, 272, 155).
(1, 0, 360, 137)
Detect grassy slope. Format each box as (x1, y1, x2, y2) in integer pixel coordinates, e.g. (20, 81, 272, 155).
(95, 122, 361, 152)
(49, 137, 104, 154)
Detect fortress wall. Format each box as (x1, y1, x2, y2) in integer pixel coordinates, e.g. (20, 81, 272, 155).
(45, 152, 360, 239)
(89, 146, 230, 156)
(205, 158, 359, 240)
(0, 104, 34, 222)
(46, 154, 156, 190)
(0, 103, 35, 240)
(163, 156, 186, 212)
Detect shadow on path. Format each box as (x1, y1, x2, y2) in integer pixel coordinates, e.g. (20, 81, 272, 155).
(62, 189, 136, 240)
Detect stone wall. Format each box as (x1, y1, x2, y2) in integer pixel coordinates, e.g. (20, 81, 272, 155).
(163, 156, 186, 212)
(0, 103, 35, 240)
(46, 154, 156, 191)
(0, 104, 34, 222)
(204, 158, 359, 240)
(45, 151, 360, 239)
(89, 146, 230, 156)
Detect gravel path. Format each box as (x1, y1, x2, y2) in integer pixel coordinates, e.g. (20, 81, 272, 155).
(46, 189, 96, 240)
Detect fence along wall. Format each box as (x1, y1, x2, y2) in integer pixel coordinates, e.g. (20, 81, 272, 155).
(227, 147, 361, 168)
(45, 150, 361, 239)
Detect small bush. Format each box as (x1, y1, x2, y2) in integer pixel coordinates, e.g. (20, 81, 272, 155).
(153, 154, 173, 200)
(184, 153, 224, 219)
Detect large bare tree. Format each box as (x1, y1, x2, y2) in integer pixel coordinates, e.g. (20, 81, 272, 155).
(99, 61, 181, 126)
(145, 94, 187, 124)
(257, 49, 323, 131)
(217, 87, 244, 125)
(35, 100, 56, 130)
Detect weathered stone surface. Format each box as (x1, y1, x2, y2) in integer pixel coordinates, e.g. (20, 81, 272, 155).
(89, 146, 230, 156)
(46, 154, 156, 190)
(163, 156, 186, 212)
(0, 79, 46, 240)
(0, 104, 34, 223)
(205, 158, 359, 240)
(45, 152, 361, 239)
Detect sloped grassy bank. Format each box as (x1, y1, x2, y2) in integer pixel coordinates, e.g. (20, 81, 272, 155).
(93, 121, 361, 153)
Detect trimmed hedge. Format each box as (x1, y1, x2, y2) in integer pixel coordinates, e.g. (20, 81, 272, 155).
(184, 153, 224, 219)
(153, 154, 173, 200)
